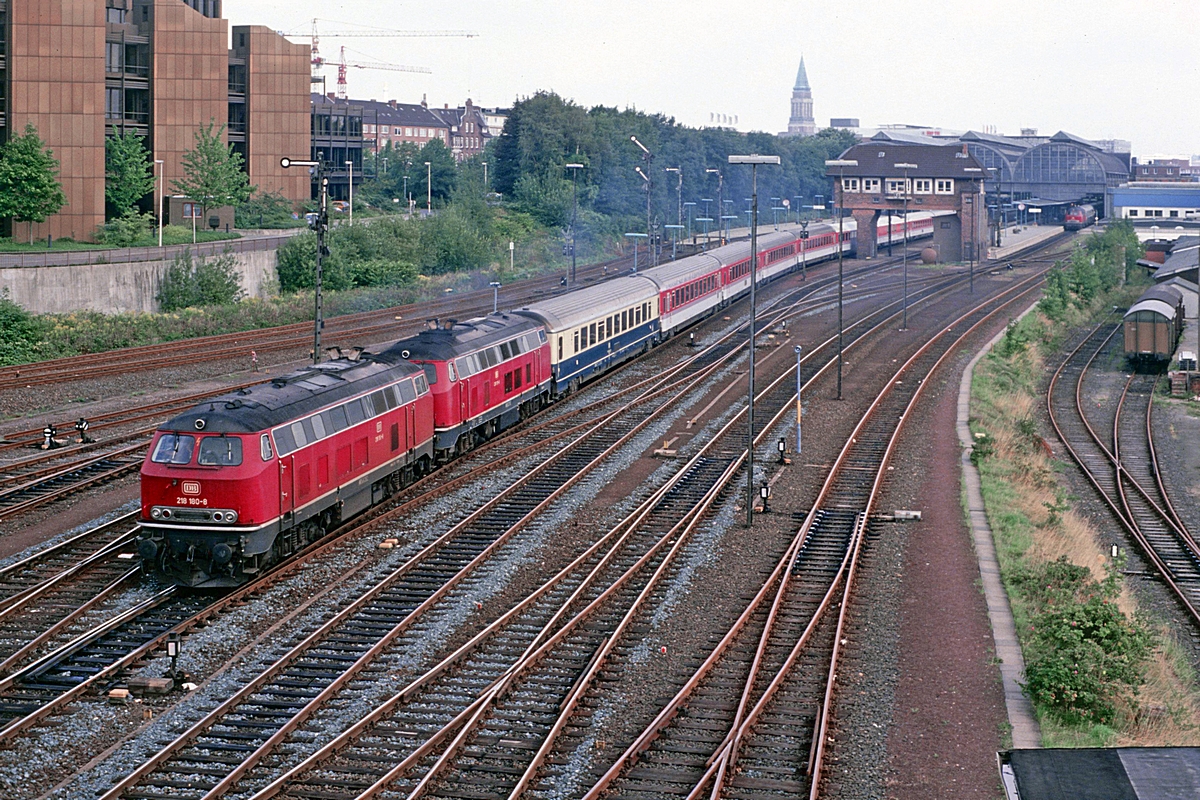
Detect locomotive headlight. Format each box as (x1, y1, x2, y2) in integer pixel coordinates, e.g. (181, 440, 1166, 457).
(227, 510, 238, 523)
(212, 511, 224, 522)
(151, 507, 162, 519)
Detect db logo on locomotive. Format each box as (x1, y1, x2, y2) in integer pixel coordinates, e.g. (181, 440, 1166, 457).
(181, 481, 201, 495)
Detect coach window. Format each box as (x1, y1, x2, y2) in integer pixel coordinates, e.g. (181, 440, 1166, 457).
(589, 323, 596, 346)
(290, 421, 308, 448)
(558, 336, 564, 360)
(198, 436, 243, 466)
(260, 434, 273, 461)
(151, 433, 195, 465)
(311, 413, 327, 439)
(573, 331, 579, 353)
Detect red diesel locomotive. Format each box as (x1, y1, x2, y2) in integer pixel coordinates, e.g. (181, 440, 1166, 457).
(138, 313, 552, 587)
(393, 314, 552, 460)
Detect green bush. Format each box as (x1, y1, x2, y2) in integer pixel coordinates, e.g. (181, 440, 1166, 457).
(157, 249, 245, 311)
(237, 189, 303, 229)
(0, 290, 45, 365)
(1015, 556, 1153, 725)
(277, 217, 422, 292)
(95, 210, 156, 246)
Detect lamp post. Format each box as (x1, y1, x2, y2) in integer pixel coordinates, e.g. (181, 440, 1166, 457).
(684, 201, 696, 245)
(793, 195, 802, 223)
(794, 345, 802, 456)
(425, 161, 432, 212)
(624, 232, 647, 274)
(729, 153, 781, 528)
(281, 157, 328, 364)
(509, 240, 514, 273)
(665, 223, 683, 260)
(963, 166, 983, 293)
(825, 158, 858, 400)
(565, 162, 584, 286)
(489, 281, 501, 313)
(665, 166, 683, 233)
(345, 160, 354, 226)
(154, 159, 164, 247)
(701, 198, 714, 249)
(482, 160, 488, 192)
(706, 168, 723, 243)
(402, 175, 409, 213)
(894, 162, 918, 331)
(722, 213, 737, 244)
(631, 136, 654, 265)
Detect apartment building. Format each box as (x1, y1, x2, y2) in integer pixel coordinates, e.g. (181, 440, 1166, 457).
(0, 0, 308, 241)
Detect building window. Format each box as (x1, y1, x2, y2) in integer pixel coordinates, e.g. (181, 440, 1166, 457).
(106, 7, 126, 23)
(105, 87, 122, 119)
(405, 127, 412, 136)
(885, 178, 908, 195)
(105, 42, 123, 73)
(935, 178, 954, 194)
(182, 202, 201, 219)
(1170, 210, 1179, 217)
(842, 177, 859, 193)
(913, 178, 932, 194)
(862, 178, 880, 192)
(1127, 209, 1138, 216)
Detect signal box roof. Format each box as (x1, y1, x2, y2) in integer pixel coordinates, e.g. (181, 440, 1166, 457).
(830, 141, 988, 180)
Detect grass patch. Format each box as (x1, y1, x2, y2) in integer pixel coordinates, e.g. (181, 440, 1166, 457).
(967, 221, 1200, 745)
(971, 305, 1200, 746)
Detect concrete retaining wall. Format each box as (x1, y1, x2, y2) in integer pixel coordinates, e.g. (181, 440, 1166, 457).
(0, 248, 278, 315)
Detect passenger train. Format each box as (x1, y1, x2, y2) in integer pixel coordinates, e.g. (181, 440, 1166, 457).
(137, 213, 933, 587)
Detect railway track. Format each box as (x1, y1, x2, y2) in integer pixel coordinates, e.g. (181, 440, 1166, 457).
(1046, 321, 1200, 623)
(82, 253, 976, 798)
(574, 271, 1050, 800)
(0, 443, 145, 522)
(0, 253, 641, 390)
(85, 259, 1053, 800)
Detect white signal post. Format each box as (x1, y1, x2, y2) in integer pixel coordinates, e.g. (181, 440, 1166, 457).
(729, 153, 781, 528)
(825, 158, 858, 400)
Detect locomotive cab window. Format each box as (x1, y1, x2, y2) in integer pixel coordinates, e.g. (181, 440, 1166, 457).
(151, 433, 196, 465)
(260, 434, 273, 461)
(414, 374, 429, 394)
(421, 363, 438, 385)
(198, 436, 243, 466)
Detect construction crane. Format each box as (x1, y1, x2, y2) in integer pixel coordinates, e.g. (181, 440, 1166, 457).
(333, 46, 431, 99)
(305, 18, 477, 96)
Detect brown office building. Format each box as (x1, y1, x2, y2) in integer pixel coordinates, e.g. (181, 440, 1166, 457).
(0, 0, 309, 242)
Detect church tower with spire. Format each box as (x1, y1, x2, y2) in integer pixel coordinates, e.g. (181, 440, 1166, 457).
(784, 57, 816, 137)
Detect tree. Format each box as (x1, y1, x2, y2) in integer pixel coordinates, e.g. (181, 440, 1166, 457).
(409, 139, 457, 209)
(171, 120, 253, 222)
(0, 124, 67, 243)
(105, 130, 156, 218)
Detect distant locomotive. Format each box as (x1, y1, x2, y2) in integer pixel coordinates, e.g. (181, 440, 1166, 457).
(138, 214, 936, 588)
(1063, 204, 1097, 231)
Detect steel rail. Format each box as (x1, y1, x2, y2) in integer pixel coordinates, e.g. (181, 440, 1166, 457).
(1047, 322, 1200, 624)
(582, 268, 1050, 800)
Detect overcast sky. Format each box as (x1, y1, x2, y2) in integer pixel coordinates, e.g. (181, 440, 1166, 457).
(230, 0, 1199, 158)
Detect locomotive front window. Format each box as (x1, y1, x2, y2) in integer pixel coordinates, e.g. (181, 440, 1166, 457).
(198, 436, 243, 466)
(422, 363, 438, 385)
(151, 433, 196, 465)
